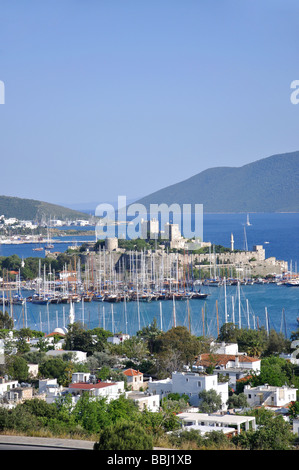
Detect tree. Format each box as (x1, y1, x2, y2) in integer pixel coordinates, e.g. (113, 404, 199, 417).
(198, 389, 222, 413)
(120, 336, 149, 363)
(232, 415, 295, 450)
(93, 420, 153, 450)
(155, 326, 202, 372)
(39, 357, 70, 385)
(137, 318, 161, 354)
(64, 322, 102, 356)
(5, 355, 29, 382)
(0, 311, 13, 330)
(227, 393, 248, 409)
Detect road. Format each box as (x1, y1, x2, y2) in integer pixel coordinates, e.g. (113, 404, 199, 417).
(0, 435, 95, 450)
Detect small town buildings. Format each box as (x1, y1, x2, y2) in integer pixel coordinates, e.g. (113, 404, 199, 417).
(194, 346, 261, 389)
(126, 391, 160, 412)
(0, 377, 18, 396)
(293, 419, 299, 437)
(45, 349, 87, 363)
(5, 386, 33, 404)
(107, 333, 130, 345)
(148, 371, 229, 410)
(67, 380, 125, 403)
(38, 378, 63, 404)
(72, 372, 92, 384)
(243, 384, 298, 408)
(177, 411, 256, 436)
(123, 368, 144, 391)
(28, 363, 39, 378)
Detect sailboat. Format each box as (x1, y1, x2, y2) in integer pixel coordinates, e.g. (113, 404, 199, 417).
(246, 214, 252, 226)
(45, 224, 54, 249)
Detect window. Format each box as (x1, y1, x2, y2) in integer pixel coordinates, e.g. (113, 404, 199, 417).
(197, 381, 201, 388)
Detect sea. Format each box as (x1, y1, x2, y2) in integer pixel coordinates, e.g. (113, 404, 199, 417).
(1, 212, 298, 339)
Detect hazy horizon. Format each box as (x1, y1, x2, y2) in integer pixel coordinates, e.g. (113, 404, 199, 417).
(1, 1, 299, 205)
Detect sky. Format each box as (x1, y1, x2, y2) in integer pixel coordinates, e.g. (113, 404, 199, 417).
(0, 0, 299, 209)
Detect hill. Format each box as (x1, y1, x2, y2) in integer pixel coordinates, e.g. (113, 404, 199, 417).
(0, 195, 92, 222)
(136, 151, 299, 213)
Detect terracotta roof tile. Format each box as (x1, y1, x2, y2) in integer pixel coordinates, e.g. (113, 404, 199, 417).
(123, 368, 143, 377)
(69, 382, 116, 390)
(195, 353, 260, 367)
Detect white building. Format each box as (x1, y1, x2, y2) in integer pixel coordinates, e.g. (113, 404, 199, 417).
(293, 419, 299, 437)
(72, 372, 91, 383)
(45, 349, 87, 363)
(244, 384, 297, 408)
(178, 412, 256, 436)
(194, 350, 261, 389)
(68, 380, 125, 403)
(148, 371, 229, 410)
(38, 378, 63, 404)
(126, 391, 160, 412)
(107, 333, 130, 345)
(0, 377, 18, 396)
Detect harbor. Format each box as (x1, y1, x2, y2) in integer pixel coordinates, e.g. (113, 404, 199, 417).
(0, 212, 298, 339)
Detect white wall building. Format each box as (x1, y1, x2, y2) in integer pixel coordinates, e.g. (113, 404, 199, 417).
(38, 378, 63, 404)
(195, 351, 261, 389)
(178, 412, 256, 435)
(68, 380, 125, 403)
(244, 384, 297, 408)
(0, 377, 18, 396)
(148, 371, 229, 410)
(293, 419, 299, 437)
(126, 391, 160, 412)
(45, 349, 87, 363)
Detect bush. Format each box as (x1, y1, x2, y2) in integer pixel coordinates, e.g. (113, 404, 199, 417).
(94, 420, 153, 450)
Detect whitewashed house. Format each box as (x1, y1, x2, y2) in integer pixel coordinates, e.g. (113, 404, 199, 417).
(293, 418, 299, 437)
(194, 351, 261, 390)
(244, 384, 297, 408)
(45, 349, 87, 363)
(0, 377, 18, 396)
(38, 378, 64, 404)
(67, 380, 125, 403)
(148, 371, 229, 411)
(126, 391, 160, 412)
(177, 412, 256, 436)
(107, 333, 130, 345)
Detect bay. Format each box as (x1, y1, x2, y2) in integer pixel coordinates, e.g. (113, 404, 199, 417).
(1, 213, 298, 339)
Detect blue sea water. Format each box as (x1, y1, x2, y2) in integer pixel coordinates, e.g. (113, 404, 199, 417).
(10, 282, 299, 339)
(1, 213, 298, 265)
(1, 213, 298, 338)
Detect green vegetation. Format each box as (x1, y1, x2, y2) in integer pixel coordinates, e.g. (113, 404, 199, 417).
(0, 195, 91, 222)
(0, 321, 298, 450)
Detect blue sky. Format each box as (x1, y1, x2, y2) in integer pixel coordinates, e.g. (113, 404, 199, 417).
(0, 1, 298, 208)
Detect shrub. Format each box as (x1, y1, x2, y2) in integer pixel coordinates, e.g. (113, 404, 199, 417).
(94, 420, 153, 450)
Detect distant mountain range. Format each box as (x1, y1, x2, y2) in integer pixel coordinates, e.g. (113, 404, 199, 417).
(0, 196, 92, 222)
(136, 151, 299, 213)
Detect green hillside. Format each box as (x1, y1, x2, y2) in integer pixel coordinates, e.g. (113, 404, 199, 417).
(137, 151, 299, 212)
(0, 196, 92, 222)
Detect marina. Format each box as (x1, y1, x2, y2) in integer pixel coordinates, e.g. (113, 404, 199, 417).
(1, 276, 298, 340)
(0, 212, 298, 339)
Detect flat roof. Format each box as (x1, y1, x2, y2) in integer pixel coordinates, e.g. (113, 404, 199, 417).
(178, 412, 255, 425)
(180, 424, 236, 435)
